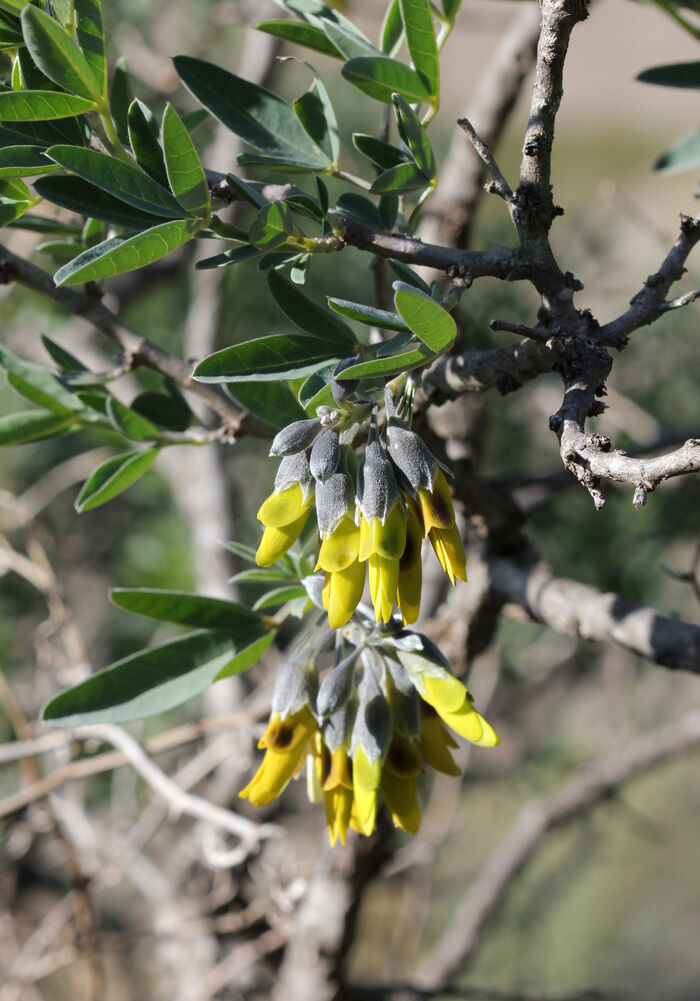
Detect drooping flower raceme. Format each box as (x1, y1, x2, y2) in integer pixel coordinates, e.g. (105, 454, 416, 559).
(239, 621, 498, 845)
(254, 388, 466, 628)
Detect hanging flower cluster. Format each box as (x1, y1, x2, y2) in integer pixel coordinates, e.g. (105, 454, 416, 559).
(240, 619, 498, 844)
(255, 385, 466, 628)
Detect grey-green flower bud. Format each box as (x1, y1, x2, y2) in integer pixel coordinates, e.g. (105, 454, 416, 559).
(316, 470, 354, 535)
(274, 451, 314, 502)
(351, 652, 392, 764)
(310, 429, 340, 483)
(270, 418, 322, 457)
(317, 650, 358, 718)
(272, 654, 318, 719)
(385, 416, 438, 496)
(357, 418, 400, 524)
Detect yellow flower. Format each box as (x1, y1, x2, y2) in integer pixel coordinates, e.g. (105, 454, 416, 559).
(418, 703, 461, 776)
(358, 503, 407, 623)
(351, 743, 382, 836)
(397, 496, 423, 625)
(239, 706, 317, 806)
(322, 747, 354, 846)
(421, 674, 499, 748)
(321, 559, 366, 629)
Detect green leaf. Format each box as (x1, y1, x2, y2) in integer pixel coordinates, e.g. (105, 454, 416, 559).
(253, 584, 308, 609)
(328, 297, 411, 331)
(267, 269, 355, 348)
(173, 55, 329, 168)
(0, 408, 75, 445)
(8, 212, 83, 236)
(194, 333, 345, 383)
(392, 93, 435, 177)
(637, 61, 700, 88)
(109, 56, 133, 146)
(0, 342, 84, 411)
(20, 5, 102, 102)
(380, 0, 403, 55)
(0, 144, 61, 177)
(106, 397, 161, 442)
(45, 145, 187, 218)
(336, 347, 431, 380)
(75, 0, 106, 99)
(196, 244, 261, 270)
(36, 239, 84, 259)
(298, 363, 336, 408)
(41, 333, 89, 373)
(130, 389, 191, 432)
(321, 20, 379, 59)
(75, 447, 158, 511)
(654, 128, 700, 173)
(161, 103, 210, 219)
(225, 172, 267, 208)
(111, 588, 268, 631)
(336, 191, 385, 231)
(249, 200, 297, 249)
(387, 257, 430, 293)
(127, 99, 168, 186)
(231, 567, 296, 584)
(34, 174, 167, 229)
(342, 56, 432, 105)
(42, 628, 274, 725)
(441, 0, 462, 20)
(394, 281, 455, 350)
(0, 179, 32, 227)
(293, 73, 339, 165)
(227, 380, 307, 429)
(54, 219, 199, 285)
(255, 18, 344, 58)
(399, 0, 439, 99)
(0, 89, 95, 121)
(370, 160, 430, 194)
(352, 132, 408, 170)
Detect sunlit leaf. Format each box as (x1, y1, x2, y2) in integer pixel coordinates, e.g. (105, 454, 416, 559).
(0, 89, 95, 120)
(161, 103, 210, 219)
(399, 0, 439, 99)
(75, 0, 106, 99)
(255, 18, 344, 58)
(75, 447, 159, 511)
(342, 55, 432, 104)
(194, 333, 345, 383)
(20, 5, 102, 102)
(393, 281, 456, 350)
(0, 409, 75, 445)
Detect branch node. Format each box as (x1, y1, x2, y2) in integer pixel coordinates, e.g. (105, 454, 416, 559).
(633, 484, 648, 508)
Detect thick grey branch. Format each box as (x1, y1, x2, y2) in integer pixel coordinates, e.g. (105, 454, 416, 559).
(414, 710, 700, 987)
(489, 549, 700, 672)
(422, 337, 557, 402)
(598, 215, 700, 349)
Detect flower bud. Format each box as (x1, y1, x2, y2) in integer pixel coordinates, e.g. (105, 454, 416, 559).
(274, 451, 314, 503)
(310, 429, 340, 483)
(270, 418, 323, 457)
(386, 416, 438, 496)
(331, 356, 360, 406)
(351, 652, 391, 765)
(316, 470, 354, 536)
(317, 650, 358, 718)
(357, 420, 400, 524)
(272, 654, 318, 719)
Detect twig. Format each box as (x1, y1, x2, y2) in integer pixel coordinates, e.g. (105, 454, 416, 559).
(414, 710, 700, 987)
(457, 118, 513, 203)
(488, 318, 548, 342)
(422, 338, 556, 402)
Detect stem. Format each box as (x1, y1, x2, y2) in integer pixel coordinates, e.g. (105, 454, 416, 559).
(99, 109, 132, 164)
(331, 168, 372, 191)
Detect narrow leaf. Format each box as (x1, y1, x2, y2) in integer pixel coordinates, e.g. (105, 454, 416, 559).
(335, 347, 431, 380)
(20, 5, 102, 101)
(111, 589, 268, 631)
(394, 281, 456, 350)
(253, 584, 308, 609)
(193, 333, 344, 383)
(42, 628, 274, 725)
(54, 219, 199, 286)
(328, 297, 411, 331)
(75, 447, 158, 511)
(0, 144, 62, 177)
(293, 74, 339, 164)
(322, 20, 379, 59)
(392, 92, 435, 176)
(637, 61, 700, 88)
(380, 0, 403, 55)
(342, 55, 432, 105)
(45, 145, 187, 218)
(267, 269, 355, 348)
(0, 408, 74, 445)
(352, 132, 408, 170)
(387, 258, 430, 293)
(255, 19, 344, 58)
(106, 397, 161, 442)
(399, 0, 439, 98)
(654, 128, 700, 173)
(127, 99, 168, 186)
(0, 89, 95, 120)
(196, 245, 261, 270)
(370, 160, 430, 194)
(0, 342, 84, 411)
(249, 200, 297, 249)
(34, 174, 167, 229)
(109, 57, 133, 146)
(161, 103, 210, 219)
(173, 55, 328, 166)
(226, 380, 307, 429)
(75, 0, 106, 99)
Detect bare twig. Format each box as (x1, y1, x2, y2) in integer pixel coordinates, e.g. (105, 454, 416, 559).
(457, 117, 513, 204)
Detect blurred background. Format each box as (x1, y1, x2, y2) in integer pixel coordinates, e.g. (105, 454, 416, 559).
(1, 1, 700, 999)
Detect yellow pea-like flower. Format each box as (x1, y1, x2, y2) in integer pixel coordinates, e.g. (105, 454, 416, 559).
(239, 707, 317, 807)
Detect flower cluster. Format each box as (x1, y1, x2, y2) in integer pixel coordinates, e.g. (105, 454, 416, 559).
(239, 622, 498, 844)
(255, 390, 466, 629)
